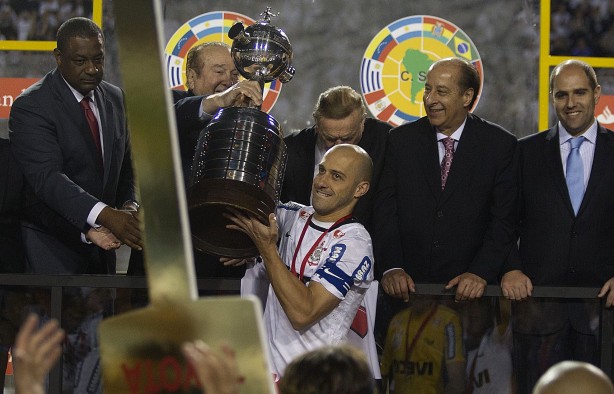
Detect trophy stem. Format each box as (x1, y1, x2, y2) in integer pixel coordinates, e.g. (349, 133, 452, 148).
(257, 78, 265, 110)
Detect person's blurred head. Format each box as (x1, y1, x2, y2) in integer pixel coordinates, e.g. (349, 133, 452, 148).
(279, 345, 375, 394)
(54, 17, 104, 95)
(549, 59, 600, 137)
(185, 42, 240, 96)
(313, 86, 367, 150)
(423, 57, 480, 135)
(311, 144, 372, 222)
(533, 361, 614, 394)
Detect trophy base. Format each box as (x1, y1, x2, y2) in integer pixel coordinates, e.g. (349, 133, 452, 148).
(188, 179, 274, 258)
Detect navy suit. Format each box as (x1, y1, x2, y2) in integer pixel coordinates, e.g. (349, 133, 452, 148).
(373, 114, 518, 283)
(281, 118, 391, 234)
(508, 124, 614, 286)
(505, 124, 614, 394)
(9, 69, 134, 274)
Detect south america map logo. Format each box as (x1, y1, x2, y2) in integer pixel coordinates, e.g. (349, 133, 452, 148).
(164, 11, 283, 113)
(360, 15, 483, 126)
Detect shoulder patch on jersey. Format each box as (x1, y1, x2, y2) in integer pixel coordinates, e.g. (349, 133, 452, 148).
(332, 229, 345, 239)
(352, 256, 372, 282)
(326, 244, 346, 264)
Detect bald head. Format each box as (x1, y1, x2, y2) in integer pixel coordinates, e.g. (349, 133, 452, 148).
(312, 144, 372, 221)
(324, 144, 373, 184)
(533, 361, 614, 394)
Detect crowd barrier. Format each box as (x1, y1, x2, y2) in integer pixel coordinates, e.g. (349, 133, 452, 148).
(0, 274, 611, 393)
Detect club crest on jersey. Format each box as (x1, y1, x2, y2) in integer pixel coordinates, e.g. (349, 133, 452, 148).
(308, 243, 324, 266)
(332, 229, 345, 239)
(300, 211, 311, 220)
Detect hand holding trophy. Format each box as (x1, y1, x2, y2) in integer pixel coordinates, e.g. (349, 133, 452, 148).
(188, 7, 295, 258)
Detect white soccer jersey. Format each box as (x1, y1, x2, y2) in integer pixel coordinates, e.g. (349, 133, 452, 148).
(263, 203, 374, 377)
(466, 325, 513, 394)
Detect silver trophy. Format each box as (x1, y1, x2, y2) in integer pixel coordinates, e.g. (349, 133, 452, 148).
(228, 7, 295, 86)
(189, 7, 294, 258)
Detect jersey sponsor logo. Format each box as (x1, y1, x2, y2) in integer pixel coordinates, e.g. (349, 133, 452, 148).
(164, 11, 282, 113)
(323, 267, 346, 283)
(360, 15, 483, 126)
(318, 261, 352, 295)
(392, 360, 434, 376)
(472, 369, 491, 388)
(332, 229, 345, 239)
(352, 256, 372, 282)
(326, 244, 346, 264)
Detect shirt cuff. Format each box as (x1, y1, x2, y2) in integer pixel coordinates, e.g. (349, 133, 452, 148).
(382, 267, 404, 277)
(81, 202, 108, 243)
(198, 97, 210, 119)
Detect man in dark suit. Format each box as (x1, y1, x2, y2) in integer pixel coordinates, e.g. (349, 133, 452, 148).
(9, 17, 141, 274)
(172, 42, 262, 182)
(501, 60, 614, 393)
(281, 85, 391, 234)
(128, 42, 261, 278)
(373, 57, 518, 302)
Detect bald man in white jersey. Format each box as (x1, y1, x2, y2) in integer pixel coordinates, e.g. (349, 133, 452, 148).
(226, 144, 375, 378)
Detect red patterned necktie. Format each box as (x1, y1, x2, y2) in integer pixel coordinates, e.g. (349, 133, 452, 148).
(80, 97, 102, 161)
(440, 136, 455, 190)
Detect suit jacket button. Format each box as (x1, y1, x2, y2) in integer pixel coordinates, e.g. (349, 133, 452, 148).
(571, 231, 578, 237)
(433, 240, 440, 248)
(437, 210, 444, 218)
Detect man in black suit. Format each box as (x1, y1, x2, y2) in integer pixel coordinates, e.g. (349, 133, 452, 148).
(373, 57, 518, 302)
(9, 17, 140, 274)
(501, 60, 614, 393)
(281, 85, 391, 234)
(129, 42, 262, 278)
(172, 42, 262, 182)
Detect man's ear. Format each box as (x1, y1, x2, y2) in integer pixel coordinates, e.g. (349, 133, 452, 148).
(354, 181, 370, 199)
(186, 68, 196, 91)
(53, 48, 62, 67)
(463, 88, 474, 109)
(594, 84, 602, 104)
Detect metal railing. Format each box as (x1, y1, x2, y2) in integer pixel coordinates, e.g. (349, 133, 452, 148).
(0, 274, 611, 393)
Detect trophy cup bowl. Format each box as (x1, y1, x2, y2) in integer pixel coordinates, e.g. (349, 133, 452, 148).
(228, 14, 295, 84)
(188, 8, 293, 258)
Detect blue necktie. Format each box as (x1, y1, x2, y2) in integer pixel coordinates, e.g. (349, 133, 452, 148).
(566, 136, 585, 215)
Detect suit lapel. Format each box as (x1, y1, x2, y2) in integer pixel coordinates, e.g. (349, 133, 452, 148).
(419, 125, 442, 200)
(578, 125, 614, 215)
(543, 126, 575, 216)
(52, 70, 104, 180)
